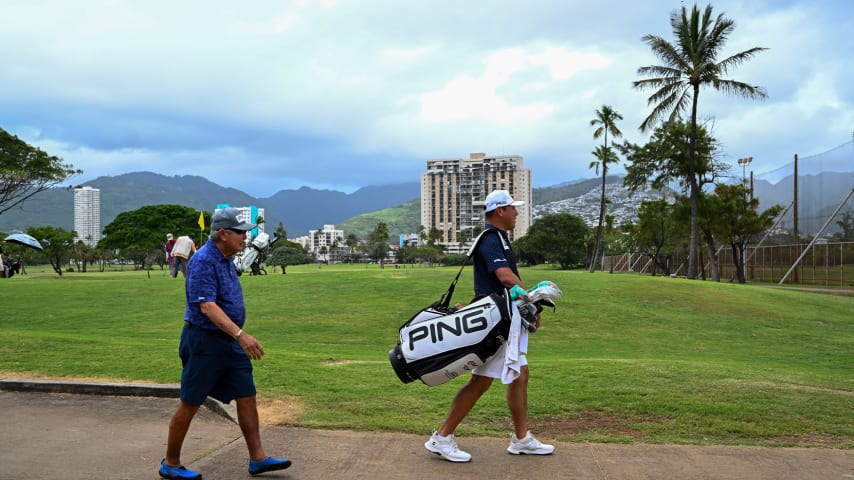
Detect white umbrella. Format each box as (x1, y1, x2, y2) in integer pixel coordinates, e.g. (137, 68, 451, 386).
(4, 233, 44, 251)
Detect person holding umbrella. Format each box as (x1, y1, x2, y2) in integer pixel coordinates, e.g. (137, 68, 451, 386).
(4, 232, 44, 251)
(3, 232, 43, 278)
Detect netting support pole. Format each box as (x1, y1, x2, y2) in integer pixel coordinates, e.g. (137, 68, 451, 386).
(779, 188, 854, 284)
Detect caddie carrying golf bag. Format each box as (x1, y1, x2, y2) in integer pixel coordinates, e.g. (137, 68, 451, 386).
(389, 228, 514, 386)
(389, 292, 512, 386)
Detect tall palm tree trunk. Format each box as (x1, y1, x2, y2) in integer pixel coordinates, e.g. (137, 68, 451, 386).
(589, 128, 609, 273)
(687, 86, 701, 279)
(589, 168, 607, 273)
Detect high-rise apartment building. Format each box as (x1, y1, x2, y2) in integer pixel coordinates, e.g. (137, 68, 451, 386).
(74, 186, 101, 246)
(421, 153, 532, 251)
(309, 224, 345, 261)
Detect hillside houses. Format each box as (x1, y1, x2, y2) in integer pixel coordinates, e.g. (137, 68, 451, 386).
(533, 183, 667, 227)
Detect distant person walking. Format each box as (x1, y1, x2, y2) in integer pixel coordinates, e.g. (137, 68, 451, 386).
(170, 235, 196, 278)
(165, 233, 176, 271)
(159, 207, 291, 480)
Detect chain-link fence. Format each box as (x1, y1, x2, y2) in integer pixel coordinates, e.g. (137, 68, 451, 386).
(718, 242, 854, 286)
(604, 242, 854, 287)
(604, 139, 854, 285)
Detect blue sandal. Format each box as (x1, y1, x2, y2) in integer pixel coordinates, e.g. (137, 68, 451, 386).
(249, 456, 292, 475)
(159, 459, 202, 480)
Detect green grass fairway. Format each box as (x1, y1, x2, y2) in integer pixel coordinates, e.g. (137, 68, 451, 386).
(2, 263, 851, 447)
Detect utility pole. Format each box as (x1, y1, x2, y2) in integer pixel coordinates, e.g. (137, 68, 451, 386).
(793, 154, 799, 283)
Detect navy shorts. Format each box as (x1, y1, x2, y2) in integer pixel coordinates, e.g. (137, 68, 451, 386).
(179, 324, 256, 405)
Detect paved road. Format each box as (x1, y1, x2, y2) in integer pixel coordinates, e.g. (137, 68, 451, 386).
(1, 380, 851, 480)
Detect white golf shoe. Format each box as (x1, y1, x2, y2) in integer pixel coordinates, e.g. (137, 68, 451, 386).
(507, 431, 555, 455)
(424, 431, 472, 462)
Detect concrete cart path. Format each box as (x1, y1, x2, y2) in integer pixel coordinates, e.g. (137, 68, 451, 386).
(0, 383, 851, 480)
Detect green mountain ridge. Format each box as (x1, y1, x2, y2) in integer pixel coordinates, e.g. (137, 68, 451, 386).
(4, 171, 846, 241)
(337, 198, 421, 240)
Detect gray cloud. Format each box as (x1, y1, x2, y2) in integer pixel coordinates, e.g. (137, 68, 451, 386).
(1, 0, 851, 196)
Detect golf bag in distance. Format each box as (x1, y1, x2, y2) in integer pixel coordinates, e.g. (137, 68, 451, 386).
(389, 292, 512, 387)
(233, 232, 278, 275)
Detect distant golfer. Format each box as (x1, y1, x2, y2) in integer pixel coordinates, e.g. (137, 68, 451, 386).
(170, 234, 196, 278)
(159, 207, 291, 480)
(424, 189, 554, 462)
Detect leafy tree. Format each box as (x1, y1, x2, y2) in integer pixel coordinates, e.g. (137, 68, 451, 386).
(397, 244, 442, 265)
(634, 3, 767, 279)
(696, 193, 724, 281)
(27, 225, 75, 276)
(602, 214, 618, 273)
(713, 184, 783, 283)
(427, 227, 442, 246)
(72, 240, 96, 273)
(274, 221, 287, 241)
(93, 243, 115, 272)
(0, 127, 81, 216)
(589, 105, 624, 272)
(345, 233, 360, 263)
(441, 253, 468, 266)
(514, 234, 546, 266)
(100, 204, 208, 269)
(516, 213, 588, 269)
(619, 120, 729, 276)
(627, 199, 679, 276)
(268, 244, 313, 273)
(620, 120, 727, 193)
(367, 222, 390, 265)
(457, 230, 469, 247)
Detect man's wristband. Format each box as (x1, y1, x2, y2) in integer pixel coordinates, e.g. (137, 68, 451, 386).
(235, 329, 243, 340)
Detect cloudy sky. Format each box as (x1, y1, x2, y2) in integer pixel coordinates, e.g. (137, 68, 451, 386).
(1, 0, 852, 197)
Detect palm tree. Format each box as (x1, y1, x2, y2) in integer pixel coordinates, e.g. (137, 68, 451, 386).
(345, 233, 359, 263)
(588, 145, 620, 272)
(633, 3, 767, 279)
(588, 105, 623, 272)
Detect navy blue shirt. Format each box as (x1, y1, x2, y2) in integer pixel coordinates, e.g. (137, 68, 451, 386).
(184, 239, 246, 330)
(473, 225, 519, 297)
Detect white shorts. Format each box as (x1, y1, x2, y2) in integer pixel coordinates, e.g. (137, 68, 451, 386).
(472, 340, 528, 379)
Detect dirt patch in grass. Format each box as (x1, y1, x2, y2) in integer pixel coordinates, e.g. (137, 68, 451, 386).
(257, 396, 304, 425)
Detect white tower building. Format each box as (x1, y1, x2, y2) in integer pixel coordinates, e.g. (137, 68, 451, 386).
(74, 186, 101, 246)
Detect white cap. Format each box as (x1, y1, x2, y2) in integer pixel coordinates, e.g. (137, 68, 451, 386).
(484, 190, 524, 212)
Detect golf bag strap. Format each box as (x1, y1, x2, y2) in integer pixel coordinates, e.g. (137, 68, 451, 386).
(437, 227, 502, 309)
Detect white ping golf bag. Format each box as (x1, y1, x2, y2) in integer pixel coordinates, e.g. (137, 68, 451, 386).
(388, 281, 563, 387)
(389, 293, 513, 386)
(388, 225, 564, 387)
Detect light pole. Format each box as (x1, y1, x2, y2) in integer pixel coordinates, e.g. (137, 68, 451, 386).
(737, 156, 753, 185)
(736, 156, 754, 279)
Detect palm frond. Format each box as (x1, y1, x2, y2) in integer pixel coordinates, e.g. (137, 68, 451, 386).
(636, 3, 766, 135)
(711, 79, 768, 99)
(716, 47, 768, 75)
